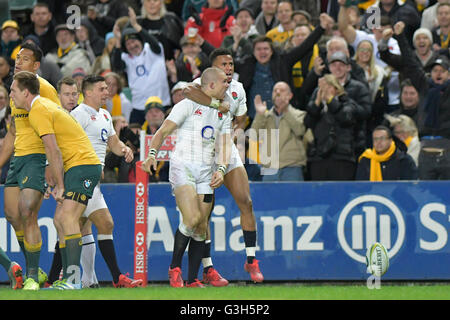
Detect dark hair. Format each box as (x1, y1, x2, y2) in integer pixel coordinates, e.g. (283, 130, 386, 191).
(19, 42, 43, 62)
(252, 35, 273, 50)
(13, 71, 40, 94)
(380, 15, 392, 27)
(57, 76, 77, 93)
(81, 75, 105, 95)
(400, 79, 418, 92)
(209, 48, 233, 64)
(373, 125, 392, 138)
(33, 2, 50, 11)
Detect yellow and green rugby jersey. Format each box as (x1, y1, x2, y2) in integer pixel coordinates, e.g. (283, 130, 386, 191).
(12, 75, 60, 156)
(28, 97, 100, 172)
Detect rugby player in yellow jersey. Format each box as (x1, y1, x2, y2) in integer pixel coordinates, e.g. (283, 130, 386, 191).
(10, 71, 102, 290)
(0, 42, 60, 290)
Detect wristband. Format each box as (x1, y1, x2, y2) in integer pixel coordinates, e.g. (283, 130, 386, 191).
(148, 148, 157, 159)
(210, 98, 220, 109)
(217, 164, 227, 176)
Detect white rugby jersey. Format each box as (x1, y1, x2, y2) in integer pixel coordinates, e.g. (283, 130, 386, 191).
(70, 103, 115, 166)
(167, 99, 232, 165)
(193, 78, 247, 117)
(121, 42, 171, 109)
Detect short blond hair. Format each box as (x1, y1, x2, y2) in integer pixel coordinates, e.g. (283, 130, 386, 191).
(323, 74, 346, 97)
(384, 114, 418, 137)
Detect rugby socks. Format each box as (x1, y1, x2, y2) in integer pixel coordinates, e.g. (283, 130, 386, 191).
(0, 248, 12, 272)
(48, 241, 62, 283)
(98, 234, 121, 284)
(15, 231, 28, 272)
(202, 240, 213, 273)
(243, 230, 257, 264)
(24, 239, 42, 282)
(187, 237, 205, 284)
(64, 233, 82, 283)
(170, 228, 191, 269)
(60, 242, 67, 279)
(81, 234, 98, 286)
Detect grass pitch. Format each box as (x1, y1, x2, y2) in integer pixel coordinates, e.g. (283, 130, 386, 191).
(0, 282, 449, 300)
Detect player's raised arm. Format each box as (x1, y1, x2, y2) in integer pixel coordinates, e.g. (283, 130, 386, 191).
(142, 119, 178, 174)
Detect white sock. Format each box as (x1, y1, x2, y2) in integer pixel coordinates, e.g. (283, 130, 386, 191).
(81, 234, 98, 286)
(246, 247, 256, 258)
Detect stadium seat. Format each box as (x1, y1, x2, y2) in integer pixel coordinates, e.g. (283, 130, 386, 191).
(8, 0, 36, 11)
(122, 87, 132, 101)
(0, 0, 11, 25)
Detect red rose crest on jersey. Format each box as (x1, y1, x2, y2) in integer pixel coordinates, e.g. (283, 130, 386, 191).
(232, 91, 238, 100)
(218, 112, 223, 120)
(194, 108, 202, 116)
(104, 114, 109, 121)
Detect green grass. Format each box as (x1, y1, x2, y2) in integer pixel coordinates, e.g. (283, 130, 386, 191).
(0, 283, 449, 300)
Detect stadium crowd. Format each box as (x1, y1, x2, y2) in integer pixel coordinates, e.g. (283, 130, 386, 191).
(0, 0, 449, 183)
(0, 0, 448, 291)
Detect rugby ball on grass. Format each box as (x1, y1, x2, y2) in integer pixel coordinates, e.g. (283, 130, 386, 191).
(366, 242, 389, 277)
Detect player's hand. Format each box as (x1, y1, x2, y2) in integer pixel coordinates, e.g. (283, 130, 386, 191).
(123, 146, 134, 163)
(52, 185, 65, 203)
(43, 183, 53, 200)
(210, 170, 224, 189)
(218, 101, 230, 113)
(142, 156, 157, 175)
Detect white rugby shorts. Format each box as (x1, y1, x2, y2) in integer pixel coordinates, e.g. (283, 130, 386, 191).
(169, 158, 214, 194)
(82, 183, 107, 218)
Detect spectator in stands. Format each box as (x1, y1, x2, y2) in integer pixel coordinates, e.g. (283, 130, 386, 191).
(283, 24, 321, 108)
(292, 1, 321, 25)
(221, 7, 259, 64)
(166, 35, 211, 85)
(360, 0, 420, 47)
(0, 85, 8, 123)
(388, 79, 421, 127)
(0, 56, 13, 91)
(380, 27, 440, 75)
(92, 32, 115, 75)
(431, 2, 450, 58)
(57, 76, 79, 113)
(393, 21, 450, 180)
(338, 1, 401, 112)
(235, 13, 332, 120)
(21, 2, 57, 56)
(356, 125, 418, 180)
(104, 71, 132, 122)
(0, 20, 21, 60)
(141, 96, 166, 135)
(76, 18, 106, 66)
(385, 114, 421, 166)
(291, 10, 313, 28)
(170, 81, 188, 107)
(251, 81, 307, 181)
(138, 0, 184, 60)
(111, 9, 171, 125)
(304, 73, 359, 181)
(88, 0, 129, 38)
(181, 0, 238, 22)
(421, 0, 449, 31)
(46, 24, 92, 77)
(23, 35, 63, 88)
(184, 0, 236, 48)
(266, 0, 296, 48)
(254, 0, 279, 36)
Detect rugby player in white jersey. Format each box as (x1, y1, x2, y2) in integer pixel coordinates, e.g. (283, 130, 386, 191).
(183, 49, 263, 285)
(68, 75, 142, 288)
(142, 67, 232, 288)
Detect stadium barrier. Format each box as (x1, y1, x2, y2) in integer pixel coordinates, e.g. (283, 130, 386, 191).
(1, 180, 450, 282)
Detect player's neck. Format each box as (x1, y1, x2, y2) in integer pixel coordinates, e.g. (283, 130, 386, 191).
(27, 94, 39, 111)
(84, 100, 101, 111)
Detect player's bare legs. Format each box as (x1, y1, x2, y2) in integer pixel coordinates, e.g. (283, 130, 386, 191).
(4, 187, 25, 258)
(53, 199, 87, 285)
(170, 185, 210, 287)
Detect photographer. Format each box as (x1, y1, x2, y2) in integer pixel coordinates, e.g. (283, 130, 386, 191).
(104, 116, 141, 183)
